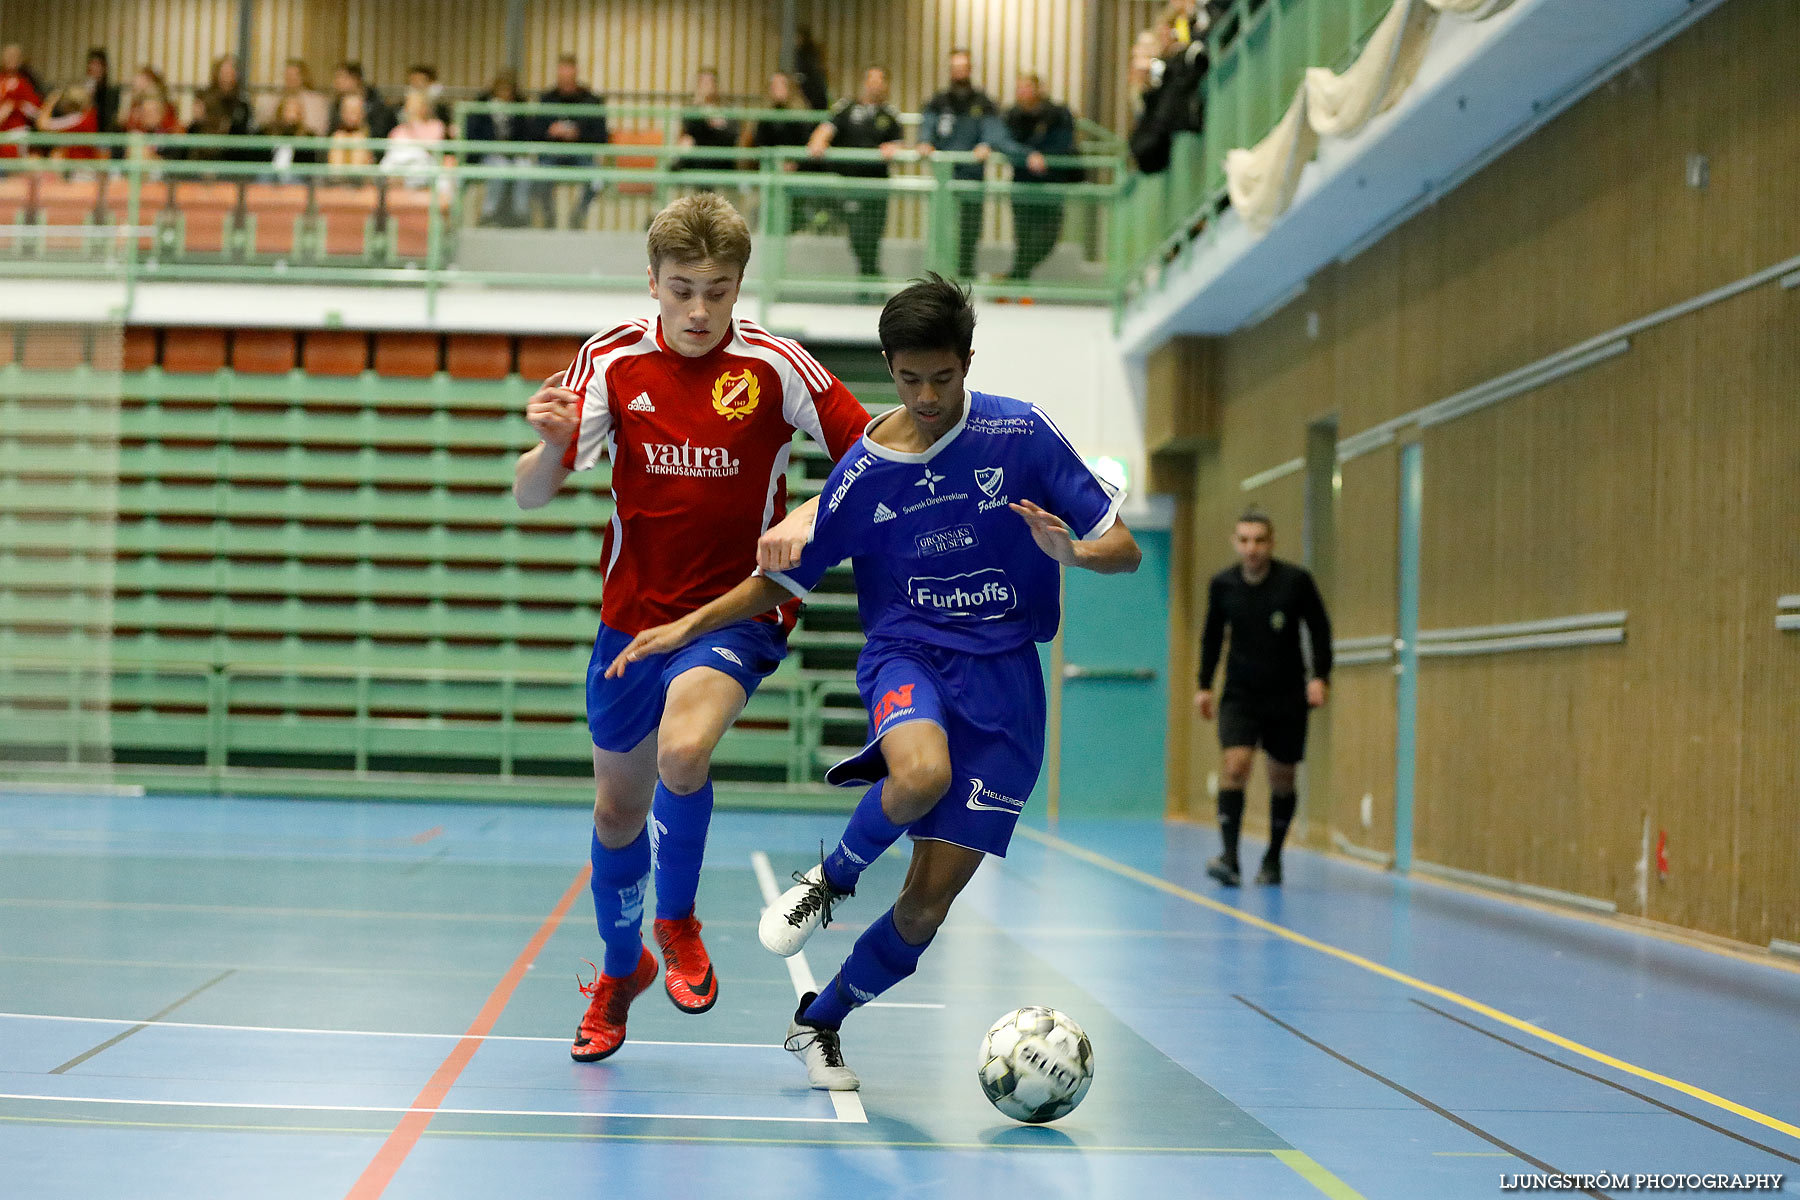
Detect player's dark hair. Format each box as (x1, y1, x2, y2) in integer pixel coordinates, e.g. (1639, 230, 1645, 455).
(1237, 506, 1273, 533)
(879, 272, 976, 362)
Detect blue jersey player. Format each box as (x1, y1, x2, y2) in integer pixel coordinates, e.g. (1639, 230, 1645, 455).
(606, 274, 1141, 1089)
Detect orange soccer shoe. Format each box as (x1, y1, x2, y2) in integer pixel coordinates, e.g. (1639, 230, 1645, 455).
(653, 913, 719, 1014)
(570, 947, 658, 1062)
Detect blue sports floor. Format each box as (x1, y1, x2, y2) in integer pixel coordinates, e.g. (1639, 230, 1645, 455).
(1, 790, 1795, 1199)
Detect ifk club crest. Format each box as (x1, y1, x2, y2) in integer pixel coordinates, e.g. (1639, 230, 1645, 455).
(711, 368, 761, 420)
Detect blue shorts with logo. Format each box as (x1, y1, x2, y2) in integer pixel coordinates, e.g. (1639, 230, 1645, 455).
(585, 619, 787, 753)
(825, 636, 1046, 858)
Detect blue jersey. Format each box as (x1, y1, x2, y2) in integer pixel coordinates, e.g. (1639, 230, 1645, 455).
(767, 391, 1125, 654)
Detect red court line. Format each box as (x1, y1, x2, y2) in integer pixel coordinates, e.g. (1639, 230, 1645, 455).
(344, 866, 591, 1200)
(409, 826, 445, 844)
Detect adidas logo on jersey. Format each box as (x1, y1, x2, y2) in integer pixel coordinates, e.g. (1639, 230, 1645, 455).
(873, 502, 897, 523)
(628, 392, 655, 412)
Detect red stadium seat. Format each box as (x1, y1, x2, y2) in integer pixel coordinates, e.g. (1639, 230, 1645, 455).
(21, 324, 92, 370)
(611, 127, 664, 196)
(384, 187, 446, 261)
(97, 178, 170, 253)
(315, 185, 379, 258)
(244, 183, 310, 257)
(162, 327, 228, 375)
(0, 173, 34, 233)
(301, 330, 369, 376)
(0, 325, 18, 367)
(373, 332, 440, 378)
(516, 336, 583, 382)
(446, 334, 513, 380)
(36, 177, 102, 253)
(121, 327, 158, 372)
(173, 181, 239, 255)
(233, 329, 298, 375)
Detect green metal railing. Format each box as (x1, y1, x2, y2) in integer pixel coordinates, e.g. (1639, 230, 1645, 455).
(1117, 0, 1397, 307)
(0, 122, 1126, 321)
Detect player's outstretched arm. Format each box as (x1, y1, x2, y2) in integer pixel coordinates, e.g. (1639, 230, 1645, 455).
(759, 495, 820, 572)
(1010, 500, 1141, 575)
(513, 371, 579, 509)
(604, 576, 793, 679)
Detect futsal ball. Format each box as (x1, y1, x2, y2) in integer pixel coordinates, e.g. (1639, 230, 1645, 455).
(977, 1006, 1094, 1123)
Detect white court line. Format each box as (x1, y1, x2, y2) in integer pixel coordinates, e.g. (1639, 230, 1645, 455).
(750, 850, 868, 1124)
(0, 1012, 780, 1049)
(0, 1093, 843, 1124)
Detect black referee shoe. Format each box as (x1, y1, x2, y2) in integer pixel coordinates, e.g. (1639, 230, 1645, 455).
(1206, 855, 1241, 887)
(1255, 857, 1282, 886)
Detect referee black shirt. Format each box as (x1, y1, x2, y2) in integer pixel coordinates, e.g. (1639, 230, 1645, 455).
(1198, 559, 1333, 706)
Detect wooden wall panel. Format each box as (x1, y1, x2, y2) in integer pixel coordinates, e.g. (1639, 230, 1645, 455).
(1170, 0, 1800, 943)
(345, 0, 513, 93)
(8, 0, 237, 92)
(5, 0, 1140, 130)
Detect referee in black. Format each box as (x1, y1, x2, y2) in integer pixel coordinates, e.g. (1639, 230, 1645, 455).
(1194, 508, 1332, 886)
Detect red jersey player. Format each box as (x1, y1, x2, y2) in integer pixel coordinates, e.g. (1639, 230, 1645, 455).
(512, 194, 868, 1062)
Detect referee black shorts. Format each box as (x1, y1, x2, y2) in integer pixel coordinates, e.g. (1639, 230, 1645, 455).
(1218, 696, 1310, 765)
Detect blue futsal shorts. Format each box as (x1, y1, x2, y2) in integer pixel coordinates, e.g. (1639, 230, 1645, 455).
(825, 637, 1047, 858)
(585, 619, 787, 753)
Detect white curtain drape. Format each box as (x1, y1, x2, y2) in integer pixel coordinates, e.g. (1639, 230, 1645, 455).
(1304, 0, 1437, 138)
(1219, 0, 1515, 234)
(1224, 87, 1320, 234)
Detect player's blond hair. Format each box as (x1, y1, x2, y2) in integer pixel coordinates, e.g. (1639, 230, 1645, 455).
(646, 193, 753, 278)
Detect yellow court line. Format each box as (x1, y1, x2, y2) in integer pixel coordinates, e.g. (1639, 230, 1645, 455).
(1016, 826, 1800, 1144)
(0, 1113, 1283, 1154)
(1274, 1149, 1367, 1200)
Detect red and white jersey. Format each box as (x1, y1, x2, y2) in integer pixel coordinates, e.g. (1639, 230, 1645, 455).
(561, 316, 869, 635)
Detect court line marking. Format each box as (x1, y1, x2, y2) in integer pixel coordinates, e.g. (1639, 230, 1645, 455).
(1239, 996, 1594, 1199)
(0, 1012, 783, 1049)
(0, 1112, 1292, 1154)
(48, 970, 236, 1074)
(751, 850, 868, 1125)
(1017, 825, 1800, 1143)
(0, 1094, 845, 1124)
(1272, 1149, 1367, 1200)
(0, 898, 558, 923)
(343, 865, 589, 1200)
(1408, 999, 1800, 1166)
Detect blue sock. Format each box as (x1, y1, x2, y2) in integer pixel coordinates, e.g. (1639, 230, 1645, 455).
(590, 827, 650, 978)
(803, 908, 931, 1028)
(651, 778, 713, 921)
(822, 781, 905, 894)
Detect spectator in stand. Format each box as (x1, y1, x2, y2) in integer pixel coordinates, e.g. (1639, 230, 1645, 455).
(792, 26, 830, 112)
(327, 92, 376, 176)
(531, 53, 608, 229)
(807, 65, 902, 285)
(746, 70, 812, 159)
(1129, 2, 1212, 175)
(465, 70, 530, 226)
(988, 72, 1079, 282)
(0, 44, 44, 158)
(331, 62, 391, 137)
(262, 92, 320, 177)
(917, 48, 1000, 280)
(36, 81, 103, 160)
(746, 70, 819, 230)
(406, 64, 453, 127)
(382, 88, 449, 189)
(124, 68, 179, 158)
(85, 49, 120, 133)
(257, 59, 329, 137)
(672, 67, 737, 179)
(188, 54, 254, 161)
